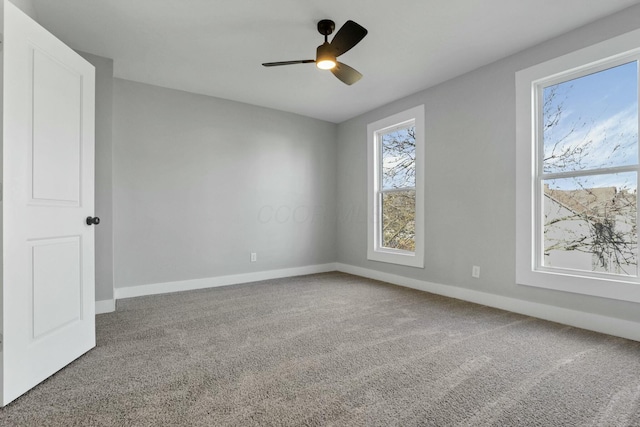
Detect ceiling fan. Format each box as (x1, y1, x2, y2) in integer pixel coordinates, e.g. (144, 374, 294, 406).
(262, 19, 368, 85)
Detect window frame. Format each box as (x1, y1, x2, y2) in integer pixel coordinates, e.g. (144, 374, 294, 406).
(367, 105, 425, 268)
(516, 29, 640, 303)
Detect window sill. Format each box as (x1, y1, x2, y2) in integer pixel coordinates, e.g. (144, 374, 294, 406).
(368, 248, 424, 268)
(517, 267, 640, 303)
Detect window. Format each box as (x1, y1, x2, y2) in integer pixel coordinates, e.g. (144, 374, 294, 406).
(516, 29, 640, 303)
(367, 105, 425, 268)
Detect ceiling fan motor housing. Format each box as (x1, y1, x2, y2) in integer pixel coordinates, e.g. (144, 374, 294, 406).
(316, 42, 336, 69)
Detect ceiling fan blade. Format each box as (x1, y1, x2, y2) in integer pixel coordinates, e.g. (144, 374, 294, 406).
(330, 20, 368, 57)
(262, 60, 315, 67)
(331, 62, 363, 85)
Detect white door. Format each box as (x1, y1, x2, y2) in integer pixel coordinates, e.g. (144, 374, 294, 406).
(2, 0, 96, 406)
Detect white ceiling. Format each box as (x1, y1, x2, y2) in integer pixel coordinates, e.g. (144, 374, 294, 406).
(31, 0, 640, 123)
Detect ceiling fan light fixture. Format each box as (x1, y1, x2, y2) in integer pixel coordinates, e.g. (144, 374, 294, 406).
(317, 59, 336, 70)
(316, 42, 336, 70)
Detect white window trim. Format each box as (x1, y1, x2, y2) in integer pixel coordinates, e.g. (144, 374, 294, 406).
(367, 105, 425, 268)
(516, 29, 640, 303)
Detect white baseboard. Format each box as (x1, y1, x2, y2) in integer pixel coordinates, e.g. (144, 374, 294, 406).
(95, 299, 116, 314)
(114, 263, 338, 300)
(336, 263, 640, 342)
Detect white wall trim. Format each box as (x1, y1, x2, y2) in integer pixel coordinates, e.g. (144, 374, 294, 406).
(336, 263, 640, 342)
(95, 299, 115, 314)
(114, 263, 338, 300)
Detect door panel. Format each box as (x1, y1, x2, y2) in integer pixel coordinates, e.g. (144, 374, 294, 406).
(32, 48, 82, 204)
(2, 0, 96, 406)
(31, 237, 82, 338)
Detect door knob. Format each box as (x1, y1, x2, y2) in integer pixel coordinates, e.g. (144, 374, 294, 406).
(86, 216, 100, 226)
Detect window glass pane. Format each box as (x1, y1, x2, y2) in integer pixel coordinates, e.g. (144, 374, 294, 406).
(543, 172, 637, 276)
(542, 61, 638, 174)
(381, 126, 415, 190)
(382, 190, 415, 251)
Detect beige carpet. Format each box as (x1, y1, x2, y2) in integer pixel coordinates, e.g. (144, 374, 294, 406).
(1, 272, 640, 426)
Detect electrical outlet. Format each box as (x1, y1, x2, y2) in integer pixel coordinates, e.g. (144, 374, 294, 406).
(472, 265, 480, 278)
(250, 252, 257, 262)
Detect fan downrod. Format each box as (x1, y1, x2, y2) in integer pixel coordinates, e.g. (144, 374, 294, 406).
(317, 19, 335, 37)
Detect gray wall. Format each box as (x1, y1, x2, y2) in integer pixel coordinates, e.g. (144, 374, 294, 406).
(7, 0, 36, 19)
(336, 4, 640, 324)
(112, 79, 337, 289)
(78, 52, 114, 302)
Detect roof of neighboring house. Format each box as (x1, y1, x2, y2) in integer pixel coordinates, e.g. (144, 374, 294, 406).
(544, 185, 636, 218)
